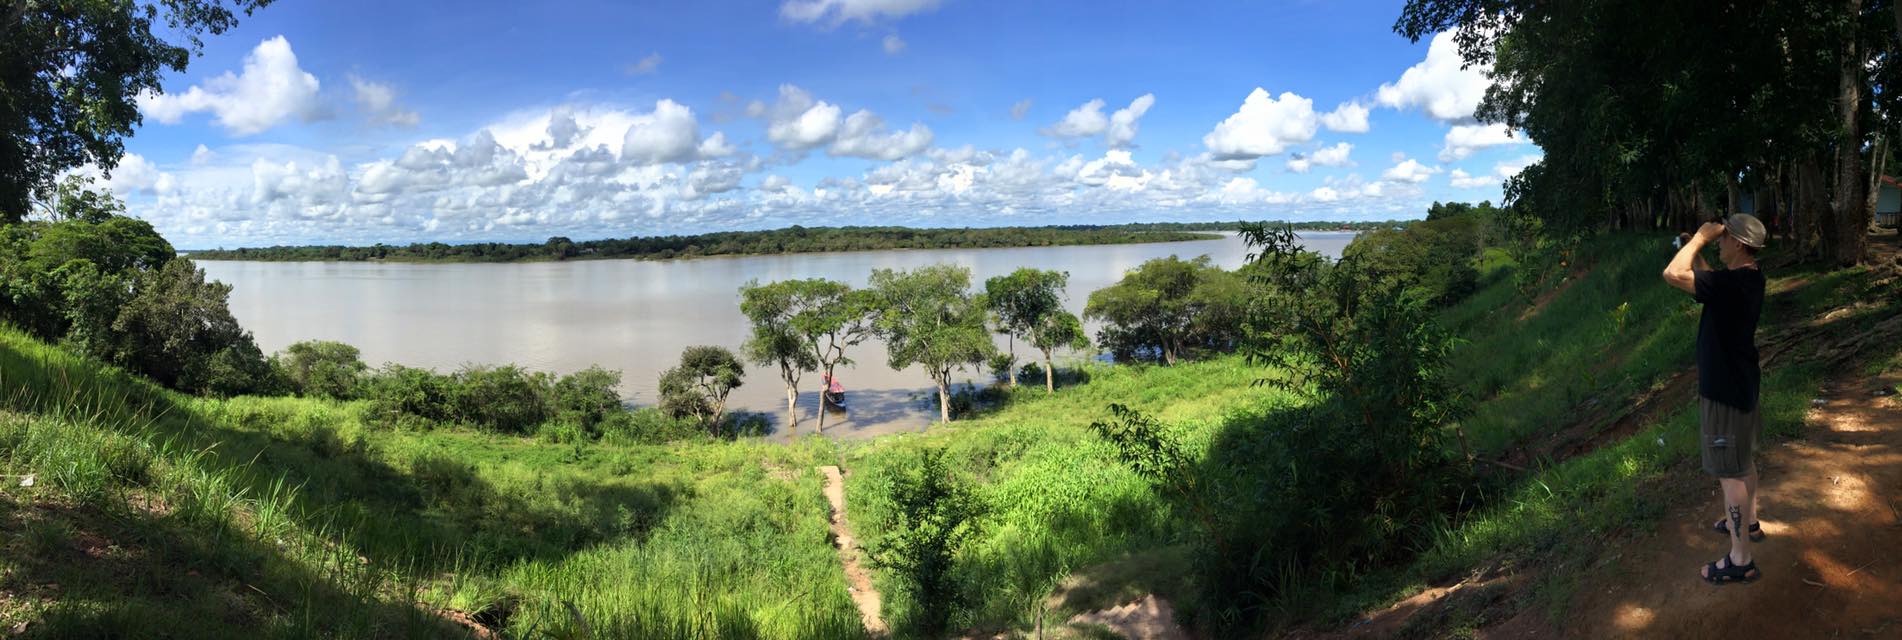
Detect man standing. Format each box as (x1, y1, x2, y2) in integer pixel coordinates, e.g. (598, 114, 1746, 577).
(1662, 214, 1769, 584)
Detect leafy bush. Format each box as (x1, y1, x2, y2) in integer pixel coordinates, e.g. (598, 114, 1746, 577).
(1088, 224, 1475, 634)
(363, 364, 457, 426)
(1085, 256, 1249, 364)
(548, 366, 623, 432)
(598, 407, 700, 445)
(450, 365, 551, 434)
(987, 353, 1016, 384)
(658, 346, 744, 435)
(865, 448, 986, 638)
(273, 340, 368, 399)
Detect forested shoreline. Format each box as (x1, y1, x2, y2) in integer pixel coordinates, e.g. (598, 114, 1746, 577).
(181, 221, 1394, 263)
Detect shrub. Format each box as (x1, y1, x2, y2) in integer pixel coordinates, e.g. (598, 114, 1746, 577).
(865, 448, 986, 638)
(548, 366, 623, 431)
(657, 346, 744, 435)
(598, 408, 699, 445)
(451, 365, 551, 434)
(364, 364, 457, 425)
(274, 340, 368, 399)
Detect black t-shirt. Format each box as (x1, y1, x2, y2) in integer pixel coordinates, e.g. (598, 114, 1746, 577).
(1694, 267, 1766, 411)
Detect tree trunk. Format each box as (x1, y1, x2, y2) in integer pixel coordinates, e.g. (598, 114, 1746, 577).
(1831, 0, 1867, 267)
(1865, 135, 1886, 237)
(1042, 349, 1056, 394)
(817, 364, 835, 431)
(936, 377, 951, 424)
(1007, 335, 1017, 387)
(1162, 340, 1176, 366)
(1726, 172, 1742, 217)
(785, 386, 799, 433)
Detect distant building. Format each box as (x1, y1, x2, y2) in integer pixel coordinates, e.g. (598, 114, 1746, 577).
(1879, 176, 1902, 228)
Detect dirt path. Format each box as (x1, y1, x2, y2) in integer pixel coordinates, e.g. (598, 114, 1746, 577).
(1489, 369, 1902, 639)
(820, 465, 887, 638)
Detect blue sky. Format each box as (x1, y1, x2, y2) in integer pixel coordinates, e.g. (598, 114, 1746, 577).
(97, 0, 1540, 247)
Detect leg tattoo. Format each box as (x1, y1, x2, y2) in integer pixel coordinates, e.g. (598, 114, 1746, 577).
(1729, 505, 1744, 543)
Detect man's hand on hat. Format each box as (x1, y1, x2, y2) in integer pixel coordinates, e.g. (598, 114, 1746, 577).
(1694, 222, 1728, 243)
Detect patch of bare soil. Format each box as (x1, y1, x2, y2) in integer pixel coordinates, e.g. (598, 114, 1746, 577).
(1067, 594, 1189, 640)
(1492, 370, 1902, 639)
(820, 465, 887, 638)
(1517, 262, 1592, 322)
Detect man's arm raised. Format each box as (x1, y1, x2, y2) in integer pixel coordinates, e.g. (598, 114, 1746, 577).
(1664, 223, 1726, 294)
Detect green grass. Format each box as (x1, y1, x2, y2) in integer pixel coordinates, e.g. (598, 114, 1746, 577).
(0, 327, 864, 638)
(0, 231, 1888, 639)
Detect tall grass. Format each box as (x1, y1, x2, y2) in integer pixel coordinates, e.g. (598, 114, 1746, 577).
(0, 326, 864, 638)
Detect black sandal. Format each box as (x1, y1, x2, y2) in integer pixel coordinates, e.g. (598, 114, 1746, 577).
(1712, 519, 1765, 542)
(1701, 557, 1760, 585)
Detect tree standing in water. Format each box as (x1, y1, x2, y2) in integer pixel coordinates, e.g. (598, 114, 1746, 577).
(869, 265, 996, 424)
(658, 346, 744, 436)
(740, 280, 821, 431)
(789, 280, 874, 431)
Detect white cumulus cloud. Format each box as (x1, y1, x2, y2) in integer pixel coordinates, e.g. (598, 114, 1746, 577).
(1321, 101, 1370, 133)
(1105, 94, 1155, 148)
(1439, 123, 1522, 161)
(1382, 158, 1439, 183)
(766, 85, 844, 152)
(830, 110, 933, 160)
(882, 34, 906, 54)
(621, 100, 705, 165)
(137, 35, 324, 136)
(1376, 31, 1493, 122)
(1202, 88, 1319, 160)
(1010, 99, 1033, 121)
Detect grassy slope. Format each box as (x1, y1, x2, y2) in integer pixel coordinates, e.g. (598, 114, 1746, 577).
(1, 232, 1887, 638)
(0, 329, 863, 638)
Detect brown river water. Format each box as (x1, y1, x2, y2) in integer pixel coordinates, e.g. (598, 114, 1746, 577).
(199, 232, 1353, 440)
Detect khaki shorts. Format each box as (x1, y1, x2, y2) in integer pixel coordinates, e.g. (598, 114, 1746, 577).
(1700, 396, 1762, 478)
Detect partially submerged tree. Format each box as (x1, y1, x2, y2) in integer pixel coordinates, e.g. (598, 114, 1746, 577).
(983, 268, 1070, 388)
(658, 345, 744, 435)
(1084, 256, 1246, 364)
(740, 280, 821, 429)
(2, 0, 275, 222)
(869, 265, 996, 424)
(1027, 308, 1090, 393)
(789, 281, 874, 431)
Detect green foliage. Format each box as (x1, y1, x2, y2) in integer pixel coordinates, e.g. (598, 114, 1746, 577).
(449, 365, 551, 435)
(274, 340, 368, 400)
(1085, 255, 1247, 364)
(985, 267, 1089, 390)
(869, 264, 997, 423)
(864, 448, 986, 638)
(1343, 204, 1490, 307)
(658, 346, 745, 435)
(0, 0, 274, 221)
(107, 257, 273, 397)
(548, 365, 623, 432)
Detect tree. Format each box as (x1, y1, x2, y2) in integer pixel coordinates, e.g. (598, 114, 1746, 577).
(1027, 308, 1090, 394)
(739, 280, 822, 430)
(983, 268, 1071, 388)
(784, 279, 875, 431)
(1396, 0, 1888, 264)
(1, 0, 274, 222)
(274, 340, 367, 399)
(107, 257, 271, 396)
(658, 345, 744, 435)
(868, 265, 996, 424)
(548, 366, 624, 433)
(1084, 256, 1245, 364)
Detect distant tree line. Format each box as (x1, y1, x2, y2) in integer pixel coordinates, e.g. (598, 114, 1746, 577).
(186, 226, 1223, 263)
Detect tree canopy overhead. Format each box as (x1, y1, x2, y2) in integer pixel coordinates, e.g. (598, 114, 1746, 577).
(1, 0, 273, 222)
(1398, 0, 1900, 265)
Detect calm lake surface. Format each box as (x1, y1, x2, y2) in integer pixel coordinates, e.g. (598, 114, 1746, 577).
(200, 232, 1353, 440)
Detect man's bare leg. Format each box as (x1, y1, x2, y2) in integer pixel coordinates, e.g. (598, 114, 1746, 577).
(1703, 477, 1755, 579)
(1744, 467, 1759, 528)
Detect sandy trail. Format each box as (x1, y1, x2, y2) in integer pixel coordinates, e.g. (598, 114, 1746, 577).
(820, 465, 887, 638)
(1492, 370, 1902, 639)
